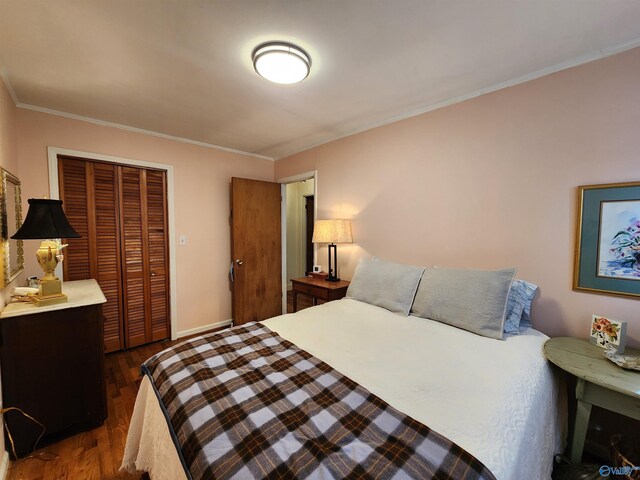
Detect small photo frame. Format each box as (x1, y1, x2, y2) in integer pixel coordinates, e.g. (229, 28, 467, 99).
(590, 315, 627, 353)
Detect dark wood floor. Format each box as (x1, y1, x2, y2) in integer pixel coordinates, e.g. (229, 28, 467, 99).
(6, 334, 205, 480)
(286, 289, 316, 313)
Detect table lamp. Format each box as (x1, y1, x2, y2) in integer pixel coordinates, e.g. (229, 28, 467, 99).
(11, 198, 80, 306)
(312, 219, 353, 282)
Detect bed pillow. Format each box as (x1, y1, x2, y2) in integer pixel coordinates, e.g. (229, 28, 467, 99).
(504, 280, 539, 332)
(346, 258, 425, 316)
(411, 267, 516, 340)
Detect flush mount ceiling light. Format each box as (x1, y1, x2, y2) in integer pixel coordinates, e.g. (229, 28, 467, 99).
(252, 42, 311, 84)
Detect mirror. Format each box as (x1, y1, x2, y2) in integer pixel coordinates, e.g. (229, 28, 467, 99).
(0, 169, 24, 286)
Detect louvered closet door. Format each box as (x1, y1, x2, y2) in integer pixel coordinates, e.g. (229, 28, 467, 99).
(59, 158, 125, 353)
(59, 159, 91, 281)
(59, 157, 169, 352)
(92, 163, 125, 352)
(145, 170, 170, 342)
(119, 166, 169, 348)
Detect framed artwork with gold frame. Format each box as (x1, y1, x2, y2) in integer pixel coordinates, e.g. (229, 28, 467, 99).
(574, 181, 640, 298)
(0, 168, 24, 286)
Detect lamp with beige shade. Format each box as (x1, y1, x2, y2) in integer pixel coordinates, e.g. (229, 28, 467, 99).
(312, 219, 353, 282)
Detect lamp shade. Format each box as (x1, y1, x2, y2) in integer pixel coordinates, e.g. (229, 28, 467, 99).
(312, 219, 353, 244)
(11, 199, 80, 240)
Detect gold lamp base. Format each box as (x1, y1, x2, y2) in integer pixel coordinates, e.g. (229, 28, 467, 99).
(34, 243, 68, 307)
(34, 293, 68, 307)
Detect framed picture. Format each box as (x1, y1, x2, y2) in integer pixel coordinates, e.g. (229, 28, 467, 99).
(590, 315, 627, 353)
(574, 181, 640, 298)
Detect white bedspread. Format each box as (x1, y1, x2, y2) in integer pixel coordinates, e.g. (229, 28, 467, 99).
(122, 299, 564, 479)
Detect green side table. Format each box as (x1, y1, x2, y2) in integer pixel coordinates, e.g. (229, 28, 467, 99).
(544, 337, 640, 464)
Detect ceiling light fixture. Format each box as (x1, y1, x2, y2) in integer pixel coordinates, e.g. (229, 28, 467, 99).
(252, 42, 311, 85)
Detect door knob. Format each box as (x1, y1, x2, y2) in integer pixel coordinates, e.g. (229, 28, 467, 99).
(235, 259, 243, 265)
(151, 272, 156, 276)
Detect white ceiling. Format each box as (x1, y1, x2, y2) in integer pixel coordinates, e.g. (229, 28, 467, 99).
(1, 1, 640, 160)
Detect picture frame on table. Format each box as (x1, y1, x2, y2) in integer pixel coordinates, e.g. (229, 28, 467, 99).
(574, 181, 640, 299)
(590, 315, 627, 353)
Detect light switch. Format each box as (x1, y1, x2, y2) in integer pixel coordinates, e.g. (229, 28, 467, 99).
(179, 235, 187, 246)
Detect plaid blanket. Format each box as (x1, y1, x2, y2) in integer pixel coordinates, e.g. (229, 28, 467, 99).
(143, 323, 497, 480)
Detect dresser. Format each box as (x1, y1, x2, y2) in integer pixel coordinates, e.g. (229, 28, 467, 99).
(0, 279, 107, 458)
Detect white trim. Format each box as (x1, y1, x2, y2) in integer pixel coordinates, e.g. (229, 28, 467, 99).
(0, 451, 8, 480)
(47, 146, 180, 341)
(177, 319, 231, 338)
(19, 104, 273, 161)
(278, 171, 317, 313)
(280, 184, 287, 314)
(277, 171, 317, 184)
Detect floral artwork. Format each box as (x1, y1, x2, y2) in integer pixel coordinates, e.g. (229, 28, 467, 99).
(590, 315, 627, 352)
(598, 200, 640, 280)
(574, 182, 640, 298)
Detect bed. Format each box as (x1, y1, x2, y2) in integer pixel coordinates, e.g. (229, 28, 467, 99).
(122, 262, 565, 480)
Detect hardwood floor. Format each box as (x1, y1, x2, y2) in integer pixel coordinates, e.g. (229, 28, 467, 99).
(6, 335, 209, 480)
(8, 297, 311, 480)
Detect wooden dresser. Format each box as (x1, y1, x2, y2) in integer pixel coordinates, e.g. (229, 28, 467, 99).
(0, 279, 107, 458)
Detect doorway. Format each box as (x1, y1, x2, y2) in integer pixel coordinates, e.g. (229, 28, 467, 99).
(281, 175, 316, 311)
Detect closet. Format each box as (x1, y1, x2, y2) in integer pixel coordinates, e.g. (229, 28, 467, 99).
(58, 156, 170, 352)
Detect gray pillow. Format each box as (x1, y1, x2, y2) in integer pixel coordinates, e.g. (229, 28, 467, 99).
(346, 259, 425, 316)
(411, 267, 516, 339)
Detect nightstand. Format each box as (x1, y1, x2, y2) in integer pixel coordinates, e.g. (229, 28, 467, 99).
(290, 277, 350, 312)
(544, 337, 640, 463)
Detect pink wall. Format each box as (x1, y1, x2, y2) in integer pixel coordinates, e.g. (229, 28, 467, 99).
(275, 47, 640, 348)
(0, 78, 20, 307)
(16, 108, 274, 334)
(0, 79, 18, 177)
(0, 73, 19, 462)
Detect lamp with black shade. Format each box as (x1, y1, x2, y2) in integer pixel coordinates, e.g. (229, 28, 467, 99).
(312, 219, 353, 282)
(11, 198, 80, 306)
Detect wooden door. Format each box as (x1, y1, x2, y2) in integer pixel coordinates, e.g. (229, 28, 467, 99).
(145, 170, 170, 342)
(231, 177, 282, 325)
(59, 158, 125, 352)
(119, 166, 169, 348)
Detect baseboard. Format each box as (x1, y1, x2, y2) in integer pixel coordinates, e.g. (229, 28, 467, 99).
(0, 451, 9, 480)
(176, 319, 232, 339)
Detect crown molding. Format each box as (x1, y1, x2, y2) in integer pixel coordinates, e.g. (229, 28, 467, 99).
(15, 103, 274, 161)
(3, 36, 640, 161)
